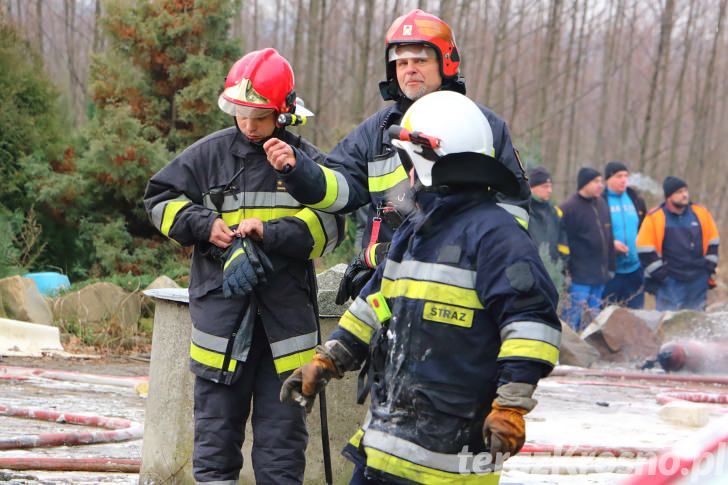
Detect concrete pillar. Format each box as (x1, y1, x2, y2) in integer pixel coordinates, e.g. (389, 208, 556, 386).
(139, 288, 195, 485)
(140, 266, 364, 484)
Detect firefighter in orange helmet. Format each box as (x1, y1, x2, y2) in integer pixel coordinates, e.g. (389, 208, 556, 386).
(264, 10, 530, 306)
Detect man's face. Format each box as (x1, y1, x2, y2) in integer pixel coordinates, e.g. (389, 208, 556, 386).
(607, 170, 629, 194)
(531, 181, 553, 201)
(394, 46, 442, 101)
(582, 176, 604, 198)
(668, 187, 690, 207)
(235, 112, 276, 142)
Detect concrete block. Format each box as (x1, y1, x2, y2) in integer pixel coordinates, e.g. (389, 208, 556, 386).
(0, 317, 64, 356)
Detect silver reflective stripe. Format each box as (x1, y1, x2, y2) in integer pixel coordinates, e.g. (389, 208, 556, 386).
(709, 237, 720, 245)
(191, 326, 229, 353)
(328, 169, 350, 212)
(368, 154, 401, 177)
(348, 297, 380, 330)
(706, 255, 719, 264)
(150, 195, 191, 230)
(644, 259, 664, 276)
(202, 191, 301, 211)
(637, 245, 656, 254)
(383, 260, 477, 289)
(269, 331, 318, 358)
(362, 429, 465, 473)
(496, 202, 530, 227)
(500, 321, 561, 348)
(318, 211, 340, 255)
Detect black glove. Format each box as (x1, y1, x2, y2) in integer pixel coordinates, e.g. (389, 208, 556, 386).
(335, 242, 390, 305)
(222, 237, 273, 298)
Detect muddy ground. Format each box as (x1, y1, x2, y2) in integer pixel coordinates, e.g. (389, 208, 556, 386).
(1, 355, 726, 484)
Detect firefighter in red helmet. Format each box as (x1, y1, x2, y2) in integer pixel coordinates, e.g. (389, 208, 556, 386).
(264, 10, 530, 306)
(144, 48, 342, 484)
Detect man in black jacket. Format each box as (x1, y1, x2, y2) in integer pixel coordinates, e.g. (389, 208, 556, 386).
(560, 167, 615, 331)
(528, 166, 569, 265)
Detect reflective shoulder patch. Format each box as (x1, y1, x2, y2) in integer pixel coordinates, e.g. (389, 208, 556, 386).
(506, 261, 535, 293)
(423, 302, 474, 328)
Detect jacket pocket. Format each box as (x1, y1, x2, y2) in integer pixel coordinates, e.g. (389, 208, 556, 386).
(411, 383, 478, 453)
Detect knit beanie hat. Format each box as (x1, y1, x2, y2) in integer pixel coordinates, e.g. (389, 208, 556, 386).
(577, 167, 600, 190)
(528, 167, 551, 187)
(663, 176, 687, 199)
(604, 161, 628, 180)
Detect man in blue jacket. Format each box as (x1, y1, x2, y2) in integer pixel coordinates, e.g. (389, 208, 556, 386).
(560, 167, 616, 331)
(602, 161, 647, 308)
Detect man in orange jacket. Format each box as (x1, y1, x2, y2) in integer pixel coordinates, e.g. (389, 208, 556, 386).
(636, 177, 719, 311)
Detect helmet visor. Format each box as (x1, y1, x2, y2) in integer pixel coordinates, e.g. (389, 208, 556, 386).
(218, 95, 274, 118)
(388, 45, 436, 62)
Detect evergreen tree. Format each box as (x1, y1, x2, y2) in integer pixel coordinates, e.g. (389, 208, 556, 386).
(0, 21, 68, 275)
(31, 0, 240, 278)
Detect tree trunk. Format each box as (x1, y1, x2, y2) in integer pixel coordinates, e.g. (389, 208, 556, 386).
(312, 0, 327, 144)
(293, 0, 305, 70)
(564, 0, 589, 189)
(352, 0, 374, 121)
(645, 0, 676, 176)
(484, 0, 511, 105)
(538, 0, 564, 163)
(553, 0, 580, 187)
(64, 0, 79, 126)
(639, 0, 675, 171)
(690, 0, 727, 194)
(592, 0, 623, 164)
(617, 0, 638, 163)
(34, 0, 43, 57)
(668, 0, 697, 175)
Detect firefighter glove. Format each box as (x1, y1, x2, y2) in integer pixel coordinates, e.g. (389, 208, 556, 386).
(335, 243, 390, 305)
(483, 382, 537, 458)
(280, 341, 357, 413)
(222, 237, 273, 298)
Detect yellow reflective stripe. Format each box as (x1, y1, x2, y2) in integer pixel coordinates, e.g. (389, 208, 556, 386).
(367, 244, 379, 266)
(366, 292, 392, 323)
(223, 248, 244, 270)
(349, 428, 365, 448)
(555, 206, 563, 218)
(339, 311, 376, 344)
(364, 447, 501, 484)
(221, 207, 301, 226)
(273, 348, 315, 374)
(160, 200, 190, 236)
(190, 342, 237, 372)
(557, 244, 570, 255)
(294, 208, 327, 258)
(380, 278, 484, 310)
(368, 166, 408, 192)
(308, 165, 340, 209)
(498, 338, 559, 365)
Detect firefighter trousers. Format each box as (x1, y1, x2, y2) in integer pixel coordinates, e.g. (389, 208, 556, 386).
(193, 319, 308, 484)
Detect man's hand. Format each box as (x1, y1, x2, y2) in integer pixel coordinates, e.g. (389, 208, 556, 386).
(209, 218, 235, 248)
(614, 240, 629, 254)
(263, 138, 296, 172)
(236, 218, 264, 241)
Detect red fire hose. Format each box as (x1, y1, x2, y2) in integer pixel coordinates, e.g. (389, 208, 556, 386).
(0, 404, 143, 450)
(0, 457, 140, 473)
